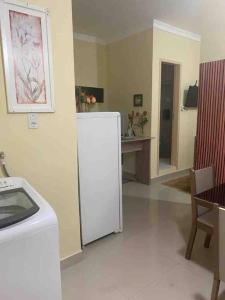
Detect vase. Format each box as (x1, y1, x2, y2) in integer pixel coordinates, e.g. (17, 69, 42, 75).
(127, 124, 135, 137)
(81, 103, 89, 112)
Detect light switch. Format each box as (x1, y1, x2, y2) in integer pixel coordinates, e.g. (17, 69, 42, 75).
(28, 113, 38, 129)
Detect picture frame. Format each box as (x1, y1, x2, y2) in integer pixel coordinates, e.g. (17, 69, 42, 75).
(0, 0, 54, 113)
(133, 94, 143, 107)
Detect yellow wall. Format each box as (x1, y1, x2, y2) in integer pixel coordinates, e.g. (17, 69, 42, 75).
(107, 30, 153, 173)
(151, 28, 200, 177)
(0, 0, 81, 259)
(107, 29, 153, 131)
(107, 28, 200, 177)
(74, 39, 108, 111)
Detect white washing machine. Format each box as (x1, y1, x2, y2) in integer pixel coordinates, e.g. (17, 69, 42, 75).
(0, 177, 62, 300)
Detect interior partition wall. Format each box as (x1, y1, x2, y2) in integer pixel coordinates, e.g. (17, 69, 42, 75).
(195, 59, 225, 184)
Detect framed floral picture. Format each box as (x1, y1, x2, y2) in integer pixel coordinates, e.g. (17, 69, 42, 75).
(0, 0, 54, 113)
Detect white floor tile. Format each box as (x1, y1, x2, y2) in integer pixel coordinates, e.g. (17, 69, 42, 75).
(62, 179, 218, 300)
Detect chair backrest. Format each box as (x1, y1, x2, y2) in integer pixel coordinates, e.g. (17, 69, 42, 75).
(219, 207, 225, 281)
(190, 167, 215, 219)
(190, 166, 215, 195)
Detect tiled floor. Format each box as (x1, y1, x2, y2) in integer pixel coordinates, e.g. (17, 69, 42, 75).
(62, 179, 225, 300)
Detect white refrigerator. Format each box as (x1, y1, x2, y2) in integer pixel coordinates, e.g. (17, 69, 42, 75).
(77, 112, 123, 245)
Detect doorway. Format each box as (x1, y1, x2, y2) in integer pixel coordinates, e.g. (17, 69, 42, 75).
(159, 62, 179, 171)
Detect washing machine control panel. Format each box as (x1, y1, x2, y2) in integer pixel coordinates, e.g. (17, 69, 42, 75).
(0, 178, 17, 190)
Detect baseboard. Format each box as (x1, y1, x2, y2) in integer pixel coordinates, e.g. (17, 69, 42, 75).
(60, 250, 83, 270)
(151, 168, 189, 183)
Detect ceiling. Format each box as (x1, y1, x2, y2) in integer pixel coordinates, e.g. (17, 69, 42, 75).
(72, 0, 225, 43)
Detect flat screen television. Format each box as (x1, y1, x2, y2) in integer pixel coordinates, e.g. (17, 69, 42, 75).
(185, 83, 198, 108)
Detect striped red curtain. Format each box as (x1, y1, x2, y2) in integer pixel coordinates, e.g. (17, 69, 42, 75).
(195, 59, 225, 184)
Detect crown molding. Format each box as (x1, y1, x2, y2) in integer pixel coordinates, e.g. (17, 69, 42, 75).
(153, 19, 201, 42)
(74, 20, 201, 46)
(74, 32, 106, 45)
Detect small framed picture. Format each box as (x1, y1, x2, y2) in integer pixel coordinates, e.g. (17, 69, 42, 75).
(133, 94, 143, 107)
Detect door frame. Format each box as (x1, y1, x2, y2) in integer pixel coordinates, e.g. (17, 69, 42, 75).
(157, 59, 181, 175)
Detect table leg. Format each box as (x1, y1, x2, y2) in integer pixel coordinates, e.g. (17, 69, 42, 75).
(135, 140, 150, 185)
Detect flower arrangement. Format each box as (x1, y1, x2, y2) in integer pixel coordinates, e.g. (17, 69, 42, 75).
(80, 92, 96, 104)
(127, 111, 136, 137)
(128, 111, 135, 127)
(135, 111, 148, 135)
(79, 92, 96, 112)
(128, 111, 149, 136)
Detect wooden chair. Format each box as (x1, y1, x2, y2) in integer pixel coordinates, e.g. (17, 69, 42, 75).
(211, 206, 225, 300)
(185, 167, 216, 260)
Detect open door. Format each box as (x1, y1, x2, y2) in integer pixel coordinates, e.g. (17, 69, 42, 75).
(159, 62, 180, 172)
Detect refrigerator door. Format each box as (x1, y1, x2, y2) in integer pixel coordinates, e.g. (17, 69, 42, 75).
(77, 113, 122, 245)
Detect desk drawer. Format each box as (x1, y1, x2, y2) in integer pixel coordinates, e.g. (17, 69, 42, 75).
(122, 141, 143, 154)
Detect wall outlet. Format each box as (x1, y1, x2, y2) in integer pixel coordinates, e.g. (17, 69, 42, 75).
(28, 113, 38, 129)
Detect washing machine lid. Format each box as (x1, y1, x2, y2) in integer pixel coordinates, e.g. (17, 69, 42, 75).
(0, 188, 40, 229)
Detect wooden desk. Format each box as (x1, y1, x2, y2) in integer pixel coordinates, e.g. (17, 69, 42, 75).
(121, 137, 152, 185)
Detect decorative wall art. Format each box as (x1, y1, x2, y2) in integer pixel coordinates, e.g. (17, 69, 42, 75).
(0, 0, 54, 112)
(75, 86, 104, 112)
